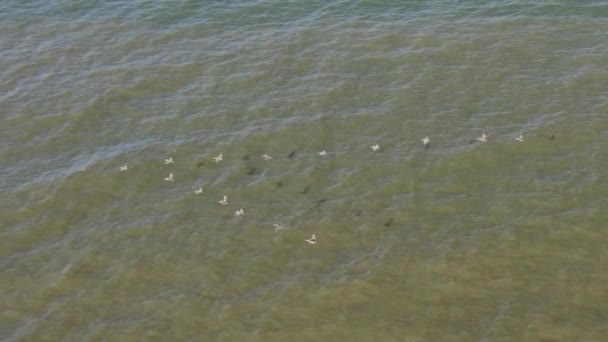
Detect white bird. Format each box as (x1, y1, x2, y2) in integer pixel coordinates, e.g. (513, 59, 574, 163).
(164, 157, 174, 165)
(273, 224, 285, 232)
(477, 132, 488, 142)
(262, 154, 272, 161)
(234, 208, 245, 217)
(371, 144, 381, 152)
(195, 187, 203, 195)
(305, 234, 317, 244)
(164, 173, 174, 182)
(218, 195, 228, 205)
(119, 165, 128, 171)
(213, 152, 223, 163)
(421, 137, 430, 148)
(515, 134, 524, 142)
(318, 150, 328, 156)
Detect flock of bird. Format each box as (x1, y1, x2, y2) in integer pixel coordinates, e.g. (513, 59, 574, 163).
(118, 131, 526, 245)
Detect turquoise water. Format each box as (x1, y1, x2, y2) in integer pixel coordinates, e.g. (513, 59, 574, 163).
(2, 1, 608, 340)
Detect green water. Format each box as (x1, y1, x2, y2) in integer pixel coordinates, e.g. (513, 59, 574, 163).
(2, 1, 608, 340)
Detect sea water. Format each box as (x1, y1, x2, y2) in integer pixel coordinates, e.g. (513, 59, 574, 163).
(2, 1, 608, 340)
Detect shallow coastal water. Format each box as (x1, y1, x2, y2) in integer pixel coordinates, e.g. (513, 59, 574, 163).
(2, 1, 608, 340)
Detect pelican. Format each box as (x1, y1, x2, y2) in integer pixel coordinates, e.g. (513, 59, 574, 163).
(305, 234, 317, 244)
(218, 195, 228, 205)
(421, 137, 430, 148)
(477, 132, 488, 142)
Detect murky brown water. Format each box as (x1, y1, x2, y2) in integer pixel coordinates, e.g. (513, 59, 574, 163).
(2, 2, 608, 340)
